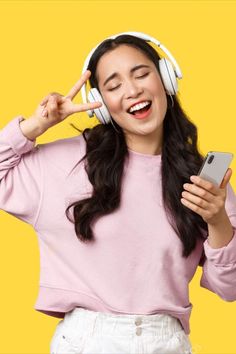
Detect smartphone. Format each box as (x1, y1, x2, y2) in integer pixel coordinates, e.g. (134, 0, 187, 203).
(197, 151, 234, 186)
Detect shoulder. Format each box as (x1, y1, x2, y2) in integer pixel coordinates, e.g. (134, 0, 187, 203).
(39, 133, 86, 153)
(37, 133, 87, 172)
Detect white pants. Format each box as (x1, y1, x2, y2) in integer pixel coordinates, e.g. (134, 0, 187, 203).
(50, 307, 192, 354)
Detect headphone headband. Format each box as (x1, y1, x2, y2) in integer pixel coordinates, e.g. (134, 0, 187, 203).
(81, 31, 183, 105)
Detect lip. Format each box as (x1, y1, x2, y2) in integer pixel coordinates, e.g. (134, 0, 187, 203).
(126, 99, 152, 113)
(130, 103, 152, 120)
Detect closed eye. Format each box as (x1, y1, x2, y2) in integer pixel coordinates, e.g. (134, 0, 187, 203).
(108, 85, 121, 92)
(137, 72, 149, 79)
(108, 72, 150, 91)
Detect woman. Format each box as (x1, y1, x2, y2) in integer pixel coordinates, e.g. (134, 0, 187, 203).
(1, 33, 236, 354)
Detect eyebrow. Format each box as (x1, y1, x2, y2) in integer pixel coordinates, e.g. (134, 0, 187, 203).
(103, 64, 151, 87)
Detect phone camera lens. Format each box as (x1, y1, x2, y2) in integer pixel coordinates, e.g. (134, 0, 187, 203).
(208, 155, 214, 164)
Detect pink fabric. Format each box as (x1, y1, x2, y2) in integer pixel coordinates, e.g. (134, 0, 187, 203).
(1, 116, 236, 335)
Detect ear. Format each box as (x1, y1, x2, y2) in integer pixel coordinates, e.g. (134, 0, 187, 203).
(220, 168, 233, 189)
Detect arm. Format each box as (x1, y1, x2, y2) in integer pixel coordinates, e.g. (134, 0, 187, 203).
(207, 210, 234, 248)
(181, 172, 236, 301)
(0, 116, 44, 226)
(199, 183, 236, 301)
(0, 76, 99, 227)
(19, 115, 47, 141)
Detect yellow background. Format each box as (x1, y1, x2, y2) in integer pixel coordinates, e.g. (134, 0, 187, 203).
(0, 0, 236, 353)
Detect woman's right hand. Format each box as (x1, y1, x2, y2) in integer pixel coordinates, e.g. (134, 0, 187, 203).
(32, 70, 102, 131)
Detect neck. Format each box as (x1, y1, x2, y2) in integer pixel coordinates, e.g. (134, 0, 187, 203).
(125, 127, 163, 156)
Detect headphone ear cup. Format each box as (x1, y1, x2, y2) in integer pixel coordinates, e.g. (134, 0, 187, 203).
(87, 88, 111, 124)
(159, 58, 178, 95)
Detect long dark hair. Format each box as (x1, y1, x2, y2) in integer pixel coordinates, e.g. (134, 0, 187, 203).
(65, 34, 208, 258)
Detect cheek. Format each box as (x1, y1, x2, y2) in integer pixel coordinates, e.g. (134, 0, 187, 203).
(152, 77, 166, 96)
(154, 82, 168, 109)
(102, 95, 121, 114)
(161, 92, 168, 111)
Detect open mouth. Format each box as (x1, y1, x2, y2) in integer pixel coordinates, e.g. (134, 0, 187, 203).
(127, 101, 152, 116)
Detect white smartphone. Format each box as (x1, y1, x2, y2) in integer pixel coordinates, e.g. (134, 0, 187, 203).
(197, 151, 234, 186)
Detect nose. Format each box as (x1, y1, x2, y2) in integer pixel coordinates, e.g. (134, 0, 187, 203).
(124, 79, 143, 99)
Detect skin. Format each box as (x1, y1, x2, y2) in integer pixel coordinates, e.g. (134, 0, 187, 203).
(96, 44, 168, 156)
(95, 44, 234, 245)
(182, 169, 234, 249)
(38, 70, 102, 131)
(39, 47, 234, 248)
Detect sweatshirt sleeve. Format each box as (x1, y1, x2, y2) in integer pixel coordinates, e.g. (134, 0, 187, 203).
(0, 116, 42, 227)
(200, 182, 236, 301)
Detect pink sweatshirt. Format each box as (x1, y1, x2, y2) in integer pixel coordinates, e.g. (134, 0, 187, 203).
(1, 116, 236, 335)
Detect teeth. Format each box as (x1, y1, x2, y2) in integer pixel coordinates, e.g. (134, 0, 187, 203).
(129, 101, 150, 113)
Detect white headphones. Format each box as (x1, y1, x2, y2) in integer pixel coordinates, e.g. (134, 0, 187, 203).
(81, 31, 183, 124)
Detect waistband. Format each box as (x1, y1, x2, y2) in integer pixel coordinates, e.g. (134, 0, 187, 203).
(63, 307, 183, 338)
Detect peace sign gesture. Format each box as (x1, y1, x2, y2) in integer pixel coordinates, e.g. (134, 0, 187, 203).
(34, 70, 102, 131)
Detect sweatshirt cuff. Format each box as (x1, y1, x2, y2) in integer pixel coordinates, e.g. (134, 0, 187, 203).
(203, 227, 236, 265)
(1, 116, 36, 155)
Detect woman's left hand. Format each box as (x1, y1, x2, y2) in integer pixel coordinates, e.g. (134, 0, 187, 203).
(181, 168, 233, 225)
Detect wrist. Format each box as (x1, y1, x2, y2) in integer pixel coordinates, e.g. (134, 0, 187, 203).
(207, 208, 228, 226)
(20, 115, 48, 141)
(207, 210, 234, 248)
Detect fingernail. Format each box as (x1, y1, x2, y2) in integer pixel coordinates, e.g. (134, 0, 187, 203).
(190, 175, 197, 182)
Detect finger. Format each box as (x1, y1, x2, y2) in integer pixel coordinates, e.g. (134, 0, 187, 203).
(183, 182, 214, 202)
(70, 101, 102, 114)
(40, 97, 64, 111)
(42, 108, 48, 117)
(181, 190, 209, 210)
(42, 97, 55, 117)
(40, 93, 55, 106)
(189, 175, 218, 195)
(65, 70, 92, 101)
(220, 168, 233, 189)
(43, 95, 57, 117)
(40, 96, 50, 106)
(40, 92, 64, 106)
(180, 197, 206, 218)
(41, 104, 48, 117)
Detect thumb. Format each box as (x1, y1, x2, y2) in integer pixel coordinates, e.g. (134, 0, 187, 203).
(220, 168, 233, 189)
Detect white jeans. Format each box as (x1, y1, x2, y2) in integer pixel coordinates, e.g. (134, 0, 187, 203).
(50, 307, 192, 354)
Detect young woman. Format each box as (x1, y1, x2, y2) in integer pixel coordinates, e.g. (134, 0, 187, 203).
(1, 33, 236, 354)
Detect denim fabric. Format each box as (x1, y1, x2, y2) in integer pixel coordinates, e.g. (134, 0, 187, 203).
(50, 308, 192, 354)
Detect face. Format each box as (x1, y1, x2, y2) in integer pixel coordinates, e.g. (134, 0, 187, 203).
(96, 44, 168, 154)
